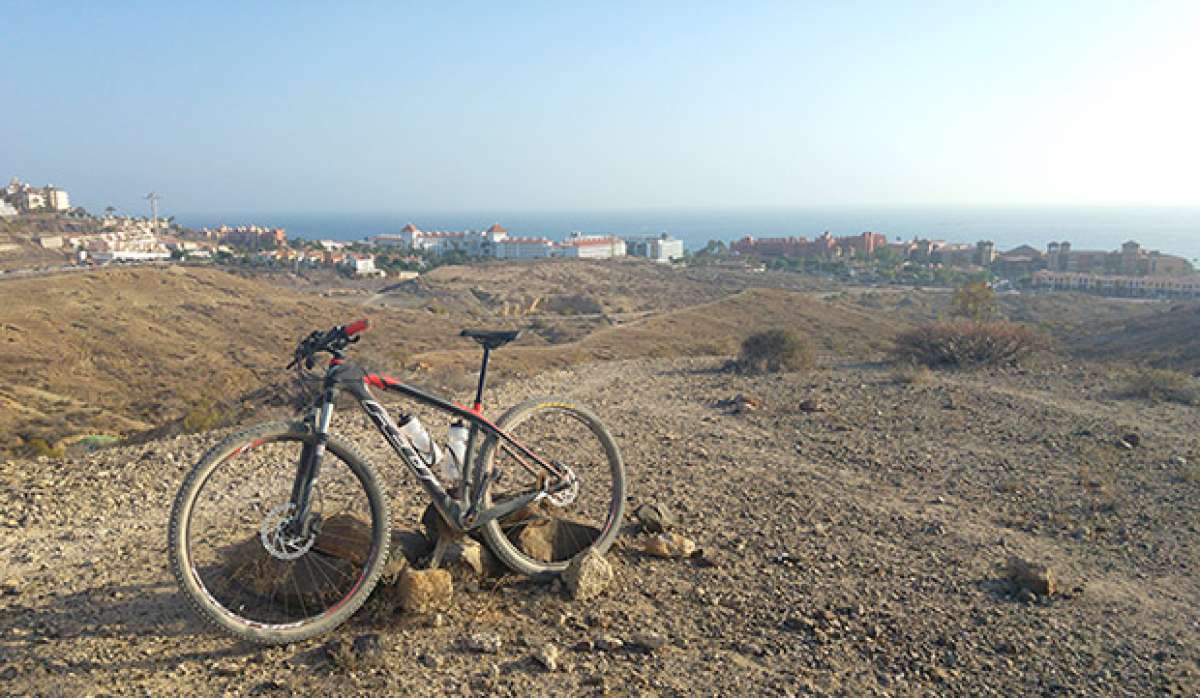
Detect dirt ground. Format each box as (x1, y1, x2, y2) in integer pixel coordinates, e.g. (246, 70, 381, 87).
(2, 354, 1197, 696)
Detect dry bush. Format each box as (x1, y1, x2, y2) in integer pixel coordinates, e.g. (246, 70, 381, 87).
(22, 437, 65, 459)
(891, 362, 933, 385)
(735, 329, 816, 374)
(1119, 369, 1200, 406)
(181, 399, 237, 433)
(892, 321, 1049, 369)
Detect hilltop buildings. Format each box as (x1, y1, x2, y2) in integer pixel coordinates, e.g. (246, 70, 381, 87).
(2, 177, 71, 213)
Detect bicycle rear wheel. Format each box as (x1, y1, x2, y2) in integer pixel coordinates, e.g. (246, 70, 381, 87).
(478, 397, 626, 578)
(168, 421, 390, 644)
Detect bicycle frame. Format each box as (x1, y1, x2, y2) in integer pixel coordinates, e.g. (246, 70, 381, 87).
(290, 359, 568, 536)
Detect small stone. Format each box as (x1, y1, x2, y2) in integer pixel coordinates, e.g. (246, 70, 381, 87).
(1, 577, 19, 596)
(533, 643, 560, 671)
(418, 653, 443, 669)
(595, 635, 624, 652)
(1006, 556, 1057, 597)
(630, 631, 668, 652)
(642, 532, 697, 559)
(561, 549, 614, 602)
(633, 502, 677, 534)
(1172, 456, 1188, 466)
(352, 633, 382, 659)
(798, 399, 826, 413)
(465, 633, 503, 654)
(1121, 433, 1141, 448)
(430, 613, 446, 628)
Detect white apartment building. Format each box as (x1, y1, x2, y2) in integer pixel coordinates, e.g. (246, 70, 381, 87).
(0, 200, 16, 217)
(626, 233, 684, 262)
(557, 232, 626, 259)
(46, 187, 70, 211)
(494, 236, 555, 259)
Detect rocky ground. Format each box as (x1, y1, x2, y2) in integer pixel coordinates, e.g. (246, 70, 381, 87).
(1, 355, 1198, 696)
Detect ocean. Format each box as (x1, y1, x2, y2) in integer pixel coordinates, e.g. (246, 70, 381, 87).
(176, 207, 1200, 262)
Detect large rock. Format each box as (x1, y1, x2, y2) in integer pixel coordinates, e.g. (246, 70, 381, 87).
(396, 567, 453, 614)
(561, 549, 613, 602)
(312, 513, 374, 565)
(443, 537, 504, 580)
(220, 536, 356, 607)
(1006, 556, 1056, 597)
(512, 518, 601, 562)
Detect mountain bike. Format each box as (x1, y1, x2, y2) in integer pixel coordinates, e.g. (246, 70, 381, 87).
(168, 319, 626, 644)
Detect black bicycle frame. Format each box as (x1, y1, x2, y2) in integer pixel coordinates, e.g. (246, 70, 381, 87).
(291, 360, 567, 535)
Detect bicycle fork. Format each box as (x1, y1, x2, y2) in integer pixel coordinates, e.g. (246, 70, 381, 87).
(286, 396, 333, 538)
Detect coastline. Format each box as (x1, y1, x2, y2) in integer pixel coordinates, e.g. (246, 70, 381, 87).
(175, 206, 1200, 260)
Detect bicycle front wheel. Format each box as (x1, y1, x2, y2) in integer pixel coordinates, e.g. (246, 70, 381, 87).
(479, 397, 626, 578)
(168, 421, 390, 644)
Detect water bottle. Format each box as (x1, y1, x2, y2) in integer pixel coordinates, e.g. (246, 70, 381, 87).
(398, 414, 441, 466)
(443, 420, 469, 481)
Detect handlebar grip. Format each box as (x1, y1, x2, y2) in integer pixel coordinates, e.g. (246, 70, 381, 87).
(343, 318, 370, 337)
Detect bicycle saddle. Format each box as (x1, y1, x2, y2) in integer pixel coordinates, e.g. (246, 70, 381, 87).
(460, 328, 522, 349)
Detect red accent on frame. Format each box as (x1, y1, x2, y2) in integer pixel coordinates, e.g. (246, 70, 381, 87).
(471, 402, 483, 414)
(343, 318, 370, 337)
(364, 373, 401, 390)
(329, 358, 344, 366)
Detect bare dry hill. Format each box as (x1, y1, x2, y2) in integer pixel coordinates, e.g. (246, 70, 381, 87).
(1069, 301, 1200, 372)
(0, 262, 918, 455)
(0, 266, 463, 453)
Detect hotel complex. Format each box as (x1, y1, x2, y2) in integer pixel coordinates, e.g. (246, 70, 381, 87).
(370, 223, 684, 263)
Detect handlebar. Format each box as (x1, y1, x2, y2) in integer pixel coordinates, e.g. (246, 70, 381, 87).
(287, 318, 370, 369)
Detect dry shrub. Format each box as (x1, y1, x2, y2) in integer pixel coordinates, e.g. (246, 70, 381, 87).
(181, 399, 237, 433)
(22, 437, 65, 459)
(892, 321, 1049, 369)
(1119, 369, 1199, 406)
(891, 362, 933, 385)
(736, 329, 816, 374)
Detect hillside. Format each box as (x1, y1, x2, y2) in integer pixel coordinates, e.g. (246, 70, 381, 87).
(0, 263, 918, 455)
(0, 266, 462, 453)
(1070, 301, 1200, 372)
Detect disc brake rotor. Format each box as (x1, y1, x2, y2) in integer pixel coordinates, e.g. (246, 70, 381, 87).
(259, 503, 317, 561)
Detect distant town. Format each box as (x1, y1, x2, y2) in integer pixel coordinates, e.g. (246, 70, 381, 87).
(2, 176, 1198, 298)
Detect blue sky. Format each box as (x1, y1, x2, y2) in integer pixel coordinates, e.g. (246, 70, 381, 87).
(2, 1, 1198, 215)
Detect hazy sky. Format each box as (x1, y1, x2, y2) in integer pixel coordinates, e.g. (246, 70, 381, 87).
(3, 1, 1198, 215)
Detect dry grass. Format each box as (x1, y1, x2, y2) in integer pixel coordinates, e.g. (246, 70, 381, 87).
(891, 362, 934, 385)
(1118, 369, 1200, 406)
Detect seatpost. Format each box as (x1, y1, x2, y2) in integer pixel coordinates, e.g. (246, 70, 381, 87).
(473, 347, 491, 411)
